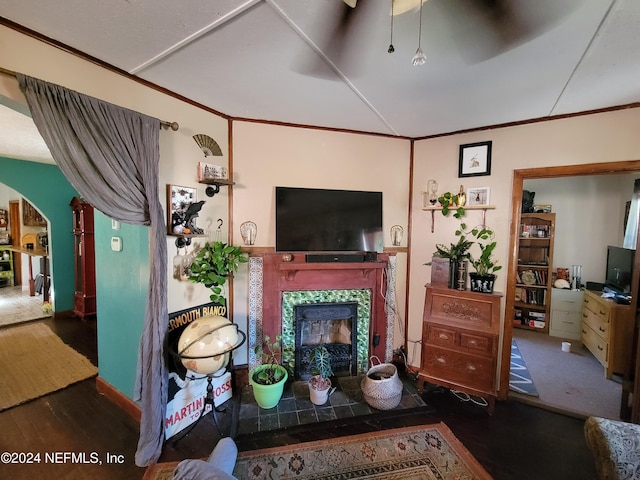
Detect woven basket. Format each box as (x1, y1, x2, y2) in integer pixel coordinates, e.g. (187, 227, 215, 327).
(361, 356, 403, 410)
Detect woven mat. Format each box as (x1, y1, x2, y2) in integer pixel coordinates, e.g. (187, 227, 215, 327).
(143, 423, 491, 480)
(0, 322, 97, 411)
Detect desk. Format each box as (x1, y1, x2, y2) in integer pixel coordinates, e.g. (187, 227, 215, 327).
(6, 245, 49, 303)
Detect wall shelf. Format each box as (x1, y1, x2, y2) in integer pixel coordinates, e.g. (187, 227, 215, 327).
(422, 205, 496, 232)
(199, 178, 235, 197)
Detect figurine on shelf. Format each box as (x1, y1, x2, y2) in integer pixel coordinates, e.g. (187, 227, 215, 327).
(183, 200, 205, 234)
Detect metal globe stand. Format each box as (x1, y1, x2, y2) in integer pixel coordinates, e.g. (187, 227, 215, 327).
(169, 323, 246, 440)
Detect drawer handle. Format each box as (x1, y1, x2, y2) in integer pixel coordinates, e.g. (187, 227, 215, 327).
(438, 333, 450, 340)
(582, 329, 587, 334)
(597, 345, 604, 351)
(436, 357, 446, 364)
(468, 340, 477, 346)
(599, 310, 606, 316)
(466, 364, 477, 372)
(599, 326, 605, 332)
(582, 314, 588, 318)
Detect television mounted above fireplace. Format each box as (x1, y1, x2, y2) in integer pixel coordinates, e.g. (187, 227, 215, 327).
(275, 186, 383, 253)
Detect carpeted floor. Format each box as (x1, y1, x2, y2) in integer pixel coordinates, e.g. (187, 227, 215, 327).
(144, 423, 491, 480)
(511, 328, 621, 419)
(0, 322, 98, 411)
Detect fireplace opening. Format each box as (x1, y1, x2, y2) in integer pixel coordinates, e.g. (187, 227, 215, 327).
(294, 302, 358, 379)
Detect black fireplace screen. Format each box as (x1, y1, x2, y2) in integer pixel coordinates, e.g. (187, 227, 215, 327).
(294, 302, 358, 379)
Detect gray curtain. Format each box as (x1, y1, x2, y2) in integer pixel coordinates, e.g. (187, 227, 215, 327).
(18, 74, 168, 466)
(623, 179, 640, 250)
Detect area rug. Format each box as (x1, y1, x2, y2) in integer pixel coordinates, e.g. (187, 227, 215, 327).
(510, 339, 539, 396)
(143, 423, 491, 479)
(0, 322, 98, 411)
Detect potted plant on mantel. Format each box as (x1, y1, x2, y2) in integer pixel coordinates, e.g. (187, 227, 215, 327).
(188, 241, 248, 306)
(308, 344, 334, 406)
(465, 225, 502, 294)
(250, 334, 289, 409)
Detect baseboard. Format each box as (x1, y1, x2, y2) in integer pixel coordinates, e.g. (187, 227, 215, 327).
(95, 376, 141, 423)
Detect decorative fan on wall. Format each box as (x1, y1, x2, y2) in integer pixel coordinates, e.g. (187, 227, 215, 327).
(193, 134, 223, 157)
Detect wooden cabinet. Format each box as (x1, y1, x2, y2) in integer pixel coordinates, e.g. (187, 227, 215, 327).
(549, 288, 583, 340)
(70, 197, 96, 318)
(514, 213, 555, 333)
(581, 289, 634, 379)
(417, 285, 502, 412)
(0, 248, 14, 287)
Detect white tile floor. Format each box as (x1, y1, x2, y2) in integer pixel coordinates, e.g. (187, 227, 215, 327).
(0, 285, 48, 328)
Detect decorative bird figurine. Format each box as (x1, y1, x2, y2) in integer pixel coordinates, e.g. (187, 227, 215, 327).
(183, 200, 205, 234)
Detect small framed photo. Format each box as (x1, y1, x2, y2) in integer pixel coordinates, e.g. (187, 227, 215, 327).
(467, 187, 491, 206)
(459, 141, 492, 177)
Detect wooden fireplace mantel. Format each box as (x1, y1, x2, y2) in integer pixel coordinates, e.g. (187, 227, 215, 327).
(251, 252, 393, 361)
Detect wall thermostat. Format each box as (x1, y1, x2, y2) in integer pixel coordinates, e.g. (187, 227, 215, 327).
(111, 237, 122, 252)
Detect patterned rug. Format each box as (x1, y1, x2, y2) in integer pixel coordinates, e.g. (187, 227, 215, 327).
(510, 339, 539, 396)
(144, 423, 491, 479)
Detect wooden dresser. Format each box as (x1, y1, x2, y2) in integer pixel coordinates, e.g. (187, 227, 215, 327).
(581, 289, 635, 379)
(418, 285, 502, 412)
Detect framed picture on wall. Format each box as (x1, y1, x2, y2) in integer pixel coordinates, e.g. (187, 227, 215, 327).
(167, 184, 197, 235)
(467, 187, 491, 206)
(459, 141, 492, 177)
(22, 199, 47, 227)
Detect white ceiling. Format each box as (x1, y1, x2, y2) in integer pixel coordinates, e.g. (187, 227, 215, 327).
(1, 0, 639, 164)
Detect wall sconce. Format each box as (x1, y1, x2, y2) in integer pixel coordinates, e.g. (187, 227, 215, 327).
(240, 221, 257, 245)
(390, 225, 403, 246)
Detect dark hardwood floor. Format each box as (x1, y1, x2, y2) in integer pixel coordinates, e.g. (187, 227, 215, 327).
(0, 315, 599, 479)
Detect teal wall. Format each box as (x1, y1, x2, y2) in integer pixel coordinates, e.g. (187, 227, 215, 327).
(94, 211, 149, 399)
(0, 157, 77, 311)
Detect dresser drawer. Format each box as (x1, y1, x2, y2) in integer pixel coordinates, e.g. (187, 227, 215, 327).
(582, 323, 608, 366)
(422, 345, 495, 393)
(425, 324, 495, 356)
(582, 308, 609, 341)
(550, 310, 582, 336)
(583, 295, 610, 324)
(427, 290, 499, 332)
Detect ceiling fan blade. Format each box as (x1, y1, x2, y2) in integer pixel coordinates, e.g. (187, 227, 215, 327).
(293, 0, 375, 79)
(392, 0, 428, 16)
(438, 0, 583, 62)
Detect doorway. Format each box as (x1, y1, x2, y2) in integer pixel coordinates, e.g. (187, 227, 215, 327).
(501, 160, 640, 423)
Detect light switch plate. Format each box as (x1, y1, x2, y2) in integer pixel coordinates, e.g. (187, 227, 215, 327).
(111, 219, 120, 230)
(111, 236, 122, 252)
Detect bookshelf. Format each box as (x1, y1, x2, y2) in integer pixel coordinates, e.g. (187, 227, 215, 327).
(514, 213, 556, 334)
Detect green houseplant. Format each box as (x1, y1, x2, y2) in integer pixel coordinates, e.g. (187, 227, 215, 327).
(428, 234, 474, 289)
(308, 345, 334, 405)
(250, 334, 288, 409)
(438, 192, 466, 219)
(464, 225, 502, 293)
(189, 241, 248, 306)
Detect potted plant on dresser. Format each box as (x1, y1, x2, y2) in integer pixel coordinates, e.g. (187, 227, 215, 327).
(429, 234, 473, 289)
(308, 345, 334, 406)
(188, 241, 248, 306)
(467, 225, 502, 293)
(250, 334, 288, 409)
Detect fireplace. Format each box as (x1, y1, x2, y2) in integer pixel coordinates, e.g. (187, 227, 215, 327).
(294, 302, 358, 379)
(247, 252, 397, 375)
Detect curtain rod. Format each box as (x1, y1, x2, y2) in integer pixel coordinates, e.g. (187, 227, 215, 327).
(0, 66, 179, 131)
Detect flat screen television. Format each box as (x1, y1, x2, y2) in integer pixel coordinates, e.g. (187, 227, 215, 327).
(605, 245, 635, 295)
(275, 186, 383, 253)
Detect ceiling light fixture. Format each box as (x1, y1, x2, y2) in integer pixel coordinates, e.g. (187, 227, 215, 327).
(411, 0, 426, 66)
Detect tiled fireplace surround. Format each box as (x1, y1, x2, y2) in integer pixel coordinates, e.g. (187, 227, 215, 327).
(247, 252, 397, 377)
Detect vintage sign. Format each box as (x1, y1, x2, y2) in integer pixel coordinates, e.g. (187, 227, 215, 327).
(165, 302, 232, 439)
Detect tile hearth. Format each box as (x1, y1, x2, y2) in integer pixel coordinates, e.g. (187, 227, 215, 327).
(238, 373, 427, 435)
